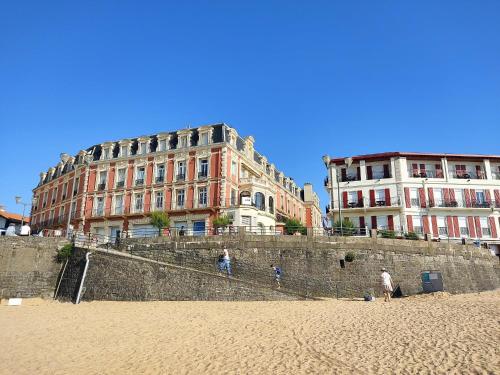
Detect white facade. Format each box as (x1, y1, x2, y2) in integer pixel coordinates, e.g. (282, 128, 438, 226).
(324, 152, 500, 253)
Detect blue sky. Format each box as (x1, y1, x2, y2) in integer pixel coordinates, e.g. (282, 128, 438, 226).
(1, 1, 499, 215)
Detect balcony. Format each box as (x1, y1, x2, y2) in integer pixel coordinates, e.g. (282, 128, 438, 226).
(198, 172, 208, 180)
(408, 169, 444, 178)
(448, 171, 486, 180)
(429, 199, 466, 208)
(346, 201, 364, 208)
(116, 181, 125, 188)
(176, 174, 186, 181)
(155, 176, 165, 184)
(135, 179, 144, 186)
(97, 183, 106, 191)
(341, 175, 360, 182)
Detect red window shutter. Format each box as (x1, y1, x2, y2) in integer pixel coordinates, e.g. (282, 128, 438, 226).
(366, 166, 373, 180)
(431, 216, 438, 237)
(435, 164, 443, 178)
(407, 215, 414, 232)
(404, 187, 411, 208)
(341, 168, 347, 181)
(475, 165, 483, 179)
(419, 164, 425, 173)
(453, 216, 460, 238)
(371, 216, 377, 229)
(412, 163, 418, 176)
(474, 217, 482, 238)
(422, 215, 430, 234)
(449, 189, 456, 202)
(357, 191, 363, 207)
(384, 188, 391, 206)
(369, 190, 375, 207)
(443, 188, 450, 204)
(428, 188, 434, 207)
(388, 215, 394, 231)
(383, 164, 390, 178)
(489, 217, 497, 238)
(356, 167, 361, 181)
(485, 190, 492, 205)
(464, 189, 471, 207)
(495, 190, 500, 207)
(342, 191, 348, 208)
(419, 188, 426, 208)
(446, 216, 454, 238)
(467, 217, 476, 237)
(359, 216, 365, 228)
(470, 189, 476, 206)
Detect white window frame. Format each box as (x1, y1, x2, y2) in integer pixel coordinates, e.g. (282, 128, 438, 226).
(114, 195, 124, 215)
(116, 168, 127, 188)
(198, 186, 208, 207)
(135, 166, 146, 185)
(134, 193, 144, 213)
(154, 191, 164, 211)
(176, 189, 185, 208)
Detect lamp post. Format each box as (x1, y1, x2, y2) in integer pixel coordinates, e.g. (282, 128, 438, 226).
(64, 152, 93, 238)
(14, 196, 31, 226)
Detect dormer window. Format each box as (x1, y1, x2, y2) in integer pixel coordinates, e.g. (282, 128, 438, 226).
(140, 142, 148, 155)
(102, 148, 110, 160)
(199, 132, 209, 146)
(158, 139, 167, 152)
(120, 145, 129, 157)
(179, 135, 188, 148)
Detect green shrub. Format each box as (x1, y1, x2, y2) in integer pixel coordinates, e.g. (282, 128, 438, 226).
(344, 251, 356, 262)
(379, 229, 396, 239)
(150, 211, 171, 236)
(333, 218, 356, 236)
(56, 244, 73, 262)
(284, 219, 306, 235)
(404, 232, 419, 240)
(213, 215, 231, 228)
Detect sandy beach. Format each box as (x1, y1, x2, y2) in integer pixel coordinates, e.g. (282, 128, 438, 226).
(0, 291, 499, 375)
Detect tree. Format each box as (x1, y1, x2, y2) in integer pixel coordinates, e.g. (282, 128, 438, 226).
(333, 218, 356, 236)
(213, 215, 231, 229)
(285, 218, 306, 235)
(150, 211, 170, 236)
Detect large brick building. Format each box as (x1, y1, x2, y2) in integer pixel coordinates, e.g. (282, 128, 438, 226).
(31, 124, 321, 238)
(324, 152, 500, 254)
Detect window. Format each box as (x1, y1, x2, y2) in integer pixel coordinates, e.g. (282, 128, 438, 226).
(410, 188, 419, 207)
(98, 171, 107, 190)
(177, 161, 186, 180)
(437, 216, 447, 236)
(241, 215, 251, 226)
(59, 206, 65, 222)
(52, 187, 58, 203)
(103, 148, 110, 160)
(95, 197, 104, 216)
(200, 132, 209, 145)
(158, 139, 167, 152)
(413, 216, 423, 234)
(73, 177, 80, 195)
(136, 167, 145, 185)
(198, 187, 207, 207)
(476, 190, 485, 203)
(480, 217, 491, 237)
(199, 159, 208, 178)
(231, 189, 237, 206)
(155, 191, 164, 210)
(377, 216, 388, 230)
(231, 161, 237, 177)
(454, 189, 464, 207)
(348, 191, 358, 204)
(120, 145, 128, 157)
(179, 135, 188, 148)
(269, 196, 274, 214)
(433, 188, 443, 206)
(134, 194, 144, 212)
(116, 168, 126, 188)
(49, 209, 55, 223)
(114, 195, 123, 215)
(43, 191, 48, 207)
(62, 182, 68, 200)
(177, 189, 185, 208)
(140, 142, 148, 155)
(71, 201, 77, 219)
(372, 165, 385, 179)
(458, 217, 468, 236)
(156, 164, 165, 183)
(375, 189, 385, 205)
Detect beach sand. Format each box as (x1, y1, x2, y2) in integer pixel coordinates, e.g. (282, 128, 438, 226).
(0, 291, 498, 375)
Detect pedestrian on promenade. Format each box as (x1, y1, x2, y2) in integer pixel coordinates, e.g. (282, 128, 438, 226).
(270, 264, 282, 289)
(380, 268, 394, 302)
(217, 254, 225, 273)
(223, 248, 231, 276)
(179, 226, 185, 236)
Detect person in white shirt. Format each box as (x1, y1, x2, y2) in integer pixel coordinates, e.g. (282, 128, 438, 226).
(380, 268, 394, 302)
(222, 248, 231, 276)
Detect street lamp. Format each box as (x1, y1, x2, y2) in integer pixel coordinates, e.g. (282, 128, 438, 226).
(15, 196, 31, 226)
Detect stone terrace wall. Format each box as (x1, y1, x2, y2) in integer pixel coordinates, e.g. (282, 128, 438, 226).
(119, 234, 500, 298)
(57, 248, 299, 302)
(0, 237, 69, 299)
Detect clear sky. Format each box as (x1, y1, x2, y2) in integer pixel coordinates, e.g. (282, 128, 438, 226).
(1, 1, 499, 215)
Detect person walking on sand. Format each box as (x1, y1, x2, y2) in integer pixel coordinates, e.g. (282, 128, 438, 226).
(270, 264, 282, 289)
(380, 268, 394, 302)
(223, 248, 232, 276)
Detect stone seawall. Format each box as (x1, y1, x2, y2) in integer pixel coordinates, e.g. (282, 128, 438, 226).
(120, 235, 500, 298)
(0, 237, 69, 299)
(57, 248, 300, 302)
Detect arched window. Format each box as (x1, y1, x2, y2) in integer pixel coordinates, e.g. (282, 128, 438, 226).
(255, 192, 265, 211)
(240, 191, 251, 205)
(269, 196, 274, 214)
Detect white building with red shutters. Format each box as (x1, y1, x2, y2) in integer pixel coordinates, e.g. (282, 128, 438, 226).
(324, 152, 500, 254)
